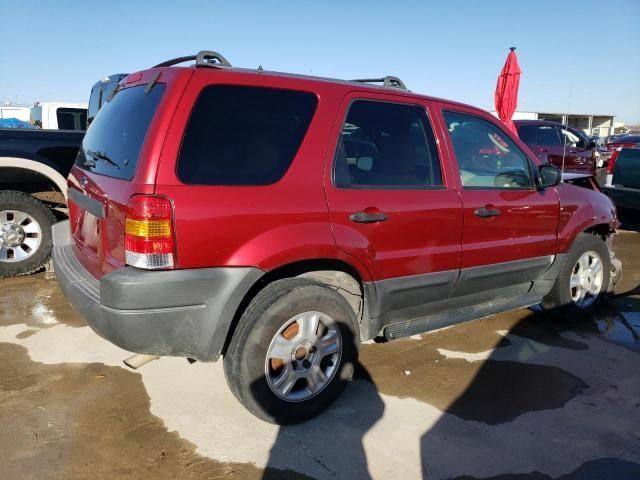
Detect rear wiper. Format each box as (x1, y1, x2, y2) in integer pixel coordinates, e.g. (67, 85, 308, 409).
(87, 149, 120, 169)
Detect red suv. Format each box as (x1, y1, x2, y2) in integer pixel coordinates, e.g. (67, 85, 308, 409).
(514, 119, 598, 174)
(53, 51, 622, 424)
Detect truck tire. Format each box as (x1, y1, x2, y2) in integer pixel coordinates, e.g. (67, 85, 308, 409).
(542, 233, 610, 319)
(0, 190, 56, 278)
(224, 278, 360, 425)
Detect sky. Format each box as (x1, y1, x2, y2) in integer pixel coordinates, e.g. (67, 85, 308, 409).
(1, 0, 639, 123)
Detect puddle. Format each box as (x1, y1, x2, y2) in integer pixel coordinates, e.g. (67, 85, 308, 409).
(0, 273, 84, 329)
(0, 343, 309, 480)
(448, 457, 640, 479)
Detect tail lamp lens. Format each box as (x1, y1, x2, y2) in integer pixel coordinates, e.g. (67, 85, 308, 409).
(607, 150, 619, 174)
(124, 195, 175, 269)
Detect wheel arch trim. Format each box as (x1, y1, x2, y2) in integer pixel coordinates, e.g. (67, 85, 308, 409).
(0, 157, 68, 198)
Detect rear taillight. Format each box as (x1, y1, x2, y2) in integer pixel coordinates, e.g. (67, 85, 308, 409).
(607, 149, 620, 174)
(124, 195, 175, 269)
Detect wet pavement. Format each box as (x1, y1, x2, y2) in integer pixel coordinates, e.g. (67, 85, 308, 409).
(0, 231, 639, 479)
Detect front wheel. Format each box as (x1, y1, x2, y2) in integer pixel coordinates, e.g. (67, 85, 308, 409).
(223, 278, 360, 424)
(542, 233, 610, 318)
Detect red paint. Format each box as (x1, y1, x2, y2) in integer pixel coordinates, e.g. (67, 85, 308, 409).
(67, 63, 617, 284)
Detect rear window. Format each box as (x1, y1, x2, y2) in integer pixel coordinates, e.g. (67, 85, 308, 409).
(76, 84, 165, 180)
(177, 85, 317, 185)
(57, 108, 86, 130)
(613, 149, 640, 188)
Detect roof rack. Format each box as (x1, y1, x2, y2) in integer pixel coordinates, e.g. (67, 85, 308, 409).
(153, 50, 232, 69)
(352, 76, 408, 90)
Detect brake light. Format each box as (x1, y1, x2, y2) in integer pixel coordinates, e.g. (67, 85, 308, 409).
(607, 149, 619, 174)
(124, 195, 175, 269)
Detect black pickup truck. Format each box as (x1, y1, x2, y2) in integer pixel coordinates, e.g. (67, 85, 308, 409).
(0, 74, 126, 278)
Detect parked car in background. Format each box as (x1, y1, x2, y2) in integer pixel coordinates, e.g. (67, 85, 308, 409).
(606, 134, 640, 152)
(30, 102, 87, 130)
(515, 119, 604, 183)
(0, 76, 121, 277)
(602, 148, 640, 217)
(605, 133, 628, 144)
(605, 135, 640, 183)
(52, 50, 622, 425)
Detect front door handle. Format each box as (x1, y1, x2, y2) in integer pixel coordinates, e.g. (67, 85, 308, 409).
(349, 211, 388, 223)
(474, 207, 501, 218)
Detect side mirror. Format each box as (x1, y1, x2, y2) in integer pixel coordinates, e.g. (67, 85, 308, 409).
(538, 165, 562, 188)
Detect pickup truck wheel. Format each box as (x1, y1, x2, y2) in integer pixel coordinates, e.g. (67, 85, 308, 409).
(223, 278, 359, 425)
(0, 191, 56, 278)
(542, 233, 610, 318)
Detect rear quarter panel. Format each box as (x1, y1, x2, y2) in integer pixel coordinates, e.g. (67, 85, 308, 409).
(154, 70, 373, 278)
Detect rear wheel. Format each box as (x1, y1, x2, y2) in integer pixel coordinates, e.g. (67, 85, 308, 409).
(223, 278, 360, 424)
(0, 191, 56, 278)
(543, 233, 610, 318)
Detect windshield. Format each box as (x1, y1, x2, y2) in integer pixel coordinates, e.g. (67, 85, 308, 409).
(76, 84, 165, 180)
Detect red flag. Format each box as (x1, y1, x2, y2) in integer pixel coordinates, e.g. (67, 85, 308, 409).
(495, 47, 521, 134)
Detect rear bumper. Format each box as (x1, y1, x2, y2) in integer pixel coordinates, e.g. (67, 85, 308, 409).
(51, 220, 264, 361)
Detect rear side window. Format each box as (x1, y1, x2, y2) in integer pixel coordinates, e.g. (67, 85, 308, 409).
(333, 100, 442, 188)
(57, 108, 86, 130)
(517, 125, 537, 145)
(76, 84, 165, 180)
(177, 86, 318, 185)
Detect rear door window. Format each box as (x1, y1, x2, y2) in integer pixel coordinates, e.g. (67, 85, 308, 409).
(177, 86, 317, 185)
(333, 100, 442, 188)
(76, 84, 165, 180)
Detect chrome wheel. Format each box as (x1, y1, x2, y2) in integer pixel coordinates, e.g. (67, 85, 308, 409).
(570, 250, 604, 309)
(0, 210, 42, 263)
(265, 311, 342, 402)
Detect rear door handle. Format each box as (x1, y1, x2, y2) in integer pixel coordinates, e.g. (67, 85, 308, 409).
(349, 211, 388, 223)
(474, 207, 501, 218)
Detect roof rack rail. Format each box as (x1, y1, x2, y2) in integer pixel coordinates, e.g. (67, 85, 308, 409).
(153, 50, 232, 69)
(352, 76, 408, 90)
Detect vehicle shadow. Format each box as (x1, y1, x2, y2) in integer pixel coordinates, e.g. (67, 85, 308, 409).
(259, 363, 384, 480)
(419, 299, 640, 479)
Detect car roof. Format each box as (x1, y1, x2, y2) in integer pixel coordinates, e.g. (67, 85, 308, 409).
(513, 119, 565, 127)
(143, 60, 484, 115)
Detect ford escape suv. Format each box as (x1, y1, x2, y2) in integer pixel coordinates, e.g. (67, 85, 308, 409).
(53, 51, 622, 424)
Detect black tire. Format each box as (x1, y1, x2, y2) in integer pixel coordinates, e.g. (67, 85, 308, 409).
(542, 233, 610, 319)
(224, 278, 360, 425)
(0, 190, 56, 278)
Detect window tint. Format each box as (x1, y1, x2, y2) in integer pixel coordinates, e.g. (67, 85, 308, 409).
(87, 87, 100, 125)
(443, 111, 533, 189)
(517, 125, 537, 145)
(333, 100, 442, 188)
(177, 86, 317, 185)
(76, 84, 165, 180)
(537, 126, 562, 146)
(57, 110, 76, 130)
(56, 108, 85, 130)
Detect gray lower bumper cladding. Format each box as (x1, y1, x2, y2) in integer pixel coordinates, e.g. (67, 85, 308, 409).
(51, 221, 263, 361)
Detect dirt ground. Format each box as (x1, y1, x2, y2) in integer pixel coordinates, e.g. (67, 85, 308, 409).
(0, 230, 639, 479)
